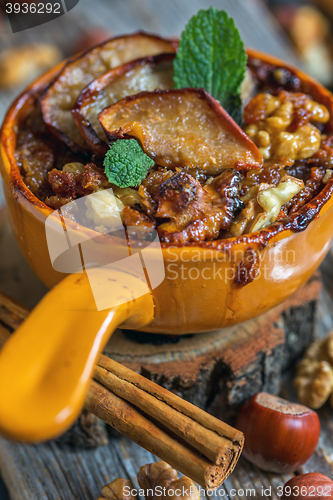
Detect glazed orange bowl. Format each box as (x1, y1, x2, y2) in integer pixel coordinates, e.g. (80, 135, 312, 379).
(1, 34, 333, 443)
(2, 47, 333, 333)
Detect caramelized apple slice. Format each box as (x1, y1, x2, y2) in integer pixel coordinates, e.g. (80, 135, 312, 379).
(99, 89, 263, 174)
(41, 33, 176, 153)
(72, 54, 174, 157)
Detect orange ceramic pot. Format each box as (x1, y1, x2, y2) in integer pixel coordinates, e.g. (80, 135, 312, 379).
(1, 49, 333, 442)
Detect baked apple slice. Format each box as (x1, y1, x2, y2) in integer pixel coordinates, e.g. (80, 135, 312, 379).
(72, 54, 174, 157)
(41, 33, 176, 153)
(99, 89, 263, 174)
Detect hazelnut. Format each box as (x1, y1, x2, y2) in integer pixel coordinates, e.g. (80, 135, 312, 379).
(236, 392, 320, 473)
(281, 473, 333, 500)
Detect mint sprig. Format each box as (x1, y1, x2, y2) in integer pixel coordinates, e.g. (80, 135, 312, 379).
(173, 7, 247, 124)
(103, 139, 154, 188)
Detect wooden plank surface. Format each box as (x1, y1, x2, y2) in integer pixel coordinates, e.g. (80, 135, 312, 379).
(0, 1, 327, 499)
(1, 397, 333, 500)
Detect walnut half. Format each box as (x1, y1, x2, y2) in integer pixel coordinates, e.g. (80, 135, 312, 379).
(138, 462, 200, 500)
(294, 332, 333, 409)
(98, 479, 137, 500)
(294, 360, 333, 409)
(98, 462, 200, 500)
(244, 91, 329, 161)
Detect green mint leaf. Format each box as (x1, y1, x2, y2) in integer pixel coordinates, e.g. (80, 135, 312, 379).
(103, 139, 154, 188)
(173, 7, 247, 124)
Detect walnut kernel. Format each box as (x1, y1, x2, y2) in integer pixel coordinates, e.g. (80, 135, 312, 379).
(244, 92, 329, 161)
(294, 359, 333, 409)
(250, 175, 304, 232)
(137, 462, 200, 500)
(98, 478, 136, 500)
(98, 462, 200, 500)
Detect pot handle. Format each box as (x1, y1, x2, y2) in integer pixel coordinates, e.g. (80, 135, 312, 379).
(0, 269, 154, 442)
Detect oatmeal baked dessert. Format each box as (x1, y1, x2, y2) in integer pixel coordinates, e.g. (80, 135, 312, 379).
(14, 9, 333, 245)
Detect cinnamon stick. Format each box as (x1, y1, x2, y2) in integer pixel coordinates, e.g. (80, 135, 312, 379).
(0, 291, 243, 489)
(95, 358, 243, 471)
(86, 380, 223, 489)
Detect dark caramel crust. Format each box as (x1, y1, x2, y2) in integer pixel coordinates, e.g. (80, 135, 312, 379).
(171, 178, 333, 249)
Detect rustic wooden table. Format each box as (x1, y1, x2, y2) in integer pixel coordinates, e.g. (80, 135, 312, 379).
(1, 1, 333, 499)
